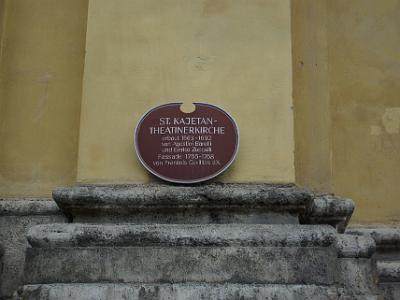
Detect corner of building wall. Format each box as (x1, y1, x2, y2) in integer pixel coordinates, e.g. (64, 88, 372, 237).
(0, 0, 8, 120)
(0, 0, 90, 197)
(74, 0, 90, 185)
(0, 0, 9, 191)
(291, 0, 333, 194)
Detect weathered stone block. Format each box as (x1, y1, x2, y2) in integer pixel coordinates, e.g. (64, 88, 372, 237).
(0, 200, 67, 299)
(16, 283, 344, 300)
(347, 225, 400, 299)
(379, 283, 400, 300)
(24, 224, 337, 286)
(336, 234, 379, 298)
(26, 223, 336, 248)
(347, 226, 400, 260)
(377, 261, 400, 283)
(53, 183, 310, 224)
(301, 194, 354, 233)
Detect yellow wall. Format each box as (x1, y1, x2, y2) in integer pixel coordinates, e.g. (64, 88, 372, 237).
(1, 0, 399, 225)
(329, 0, 400, 223)
(292, 0, 332, 192)
(293, 0, 400, 223)
(0, 0, 5, 129)
(0, 0, 88, 197)
(77, 0, 295, 184)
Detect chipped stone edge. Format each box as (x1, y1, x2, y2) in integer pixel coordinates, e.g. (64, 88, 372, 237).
(346, 225, 400, 249)
(52, 183, 312, 221)
(336, 234, 376, 258)
(377, 261, 400, 282)
(26, 223, 337, 248)
(0, 199, 63, 217)
(300, 194, 354, 233)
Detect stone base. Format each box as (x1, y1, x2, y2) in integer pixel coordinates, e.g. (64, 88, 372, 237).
(379, 283, 400, 300)
(24, 224, 336, 285)
(52, 184, 354, 230)
(0, 200, 67, 299)
(347, 225, 400, 299)
(9, 185, 367, 300)
(16, 284, 345, 300)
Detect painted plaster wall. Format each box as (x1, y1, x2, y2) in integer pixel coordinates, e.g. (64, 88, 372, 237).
(0, 0, 88, 196)
(292, 0, 332, 193)
(77, 0, 294, 184)
(293, 0, 400, 223)
(1, 0, 399, 225)
(328, 0, 400, 223)
(0, 0, 5, 129)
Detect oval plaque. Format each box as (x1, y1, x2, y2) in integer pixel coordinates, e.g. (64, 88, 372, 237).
(134, 103, 239, 183)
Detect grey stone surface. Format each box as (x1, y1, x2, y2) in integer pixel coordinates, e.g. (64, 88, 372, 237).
(0, 200, 67, 299)
(347, 225, 400, 300)
(300, 194, 354, 233)
(53, 184, 357, 231)
(0, 199, 62, 217)
(337, 258, 379, 296)
(27, 223, 336, 247)
(335, 234, 379, 298)
(53, 183, 311, 223)
(24, 224, 337, 285)
(379, 283, 400, 300)
(377, 261, 400, 282)
(0, 243, 4, 294)
(6, 186, 371, 299)
(347, 225, 400, 259)
(24, 246, 337, 285)
(336, 234, 376, 258)
(74, 209, 300, 225)
(53, 183, 309, 208)
(16, 283, 345, 300)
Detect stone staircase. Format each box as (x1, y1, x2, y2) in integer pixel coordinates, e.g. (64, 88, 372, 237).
(347, 226, 400, 299)
(12, 184, 381, 299)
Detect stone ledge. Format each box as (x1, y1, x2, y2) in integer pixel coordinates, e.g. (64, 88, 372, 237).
(0, 201, 68, 299)
(54, 183, 308, 206)
(0, 199, 62, 216)
(336, 234, 376, 258)
(347, 226, 400, 249)
(379, 282, 400, 300)
(27, 224, 336, 248)
(24, 246, 337, 285)
(17, 284, 344, 300)
(300, 194, 354, 233)
(53, 184, 311, 218)
(378, 261, 400, 283)
(52, 184, 354, 230)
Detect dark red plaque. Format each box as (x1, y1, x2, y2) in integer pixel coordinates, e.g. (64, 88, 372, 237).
(134, 103, 239, 183)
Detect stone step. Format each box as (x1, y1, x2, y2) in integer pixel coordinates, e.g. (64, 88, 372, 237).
(52, 184, 353, 229)
(379, 283, 400, 300)
(345, 225, 400, 299)
(16, 283, 346, 300)
(27, 223, 336, 248)
(347, 225, 400, 260)
(300, 194, 354, 233)
(24, 224, 337, 285)
(336, 234, 379, 296)
(378, 261, 400, 283)
(0, 199, 67, 299)
(53, 183, 310, 224)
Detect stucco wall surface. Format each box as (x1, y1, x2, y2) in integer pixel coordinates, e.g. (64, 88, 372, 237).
(329, 0, 400, 223)
(292, 0, 332, 193)
(0, 0, 88, 197)
(293, 0, 400, 223)
(77, 0, 295, 184)
(1, 0, 399, 225)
